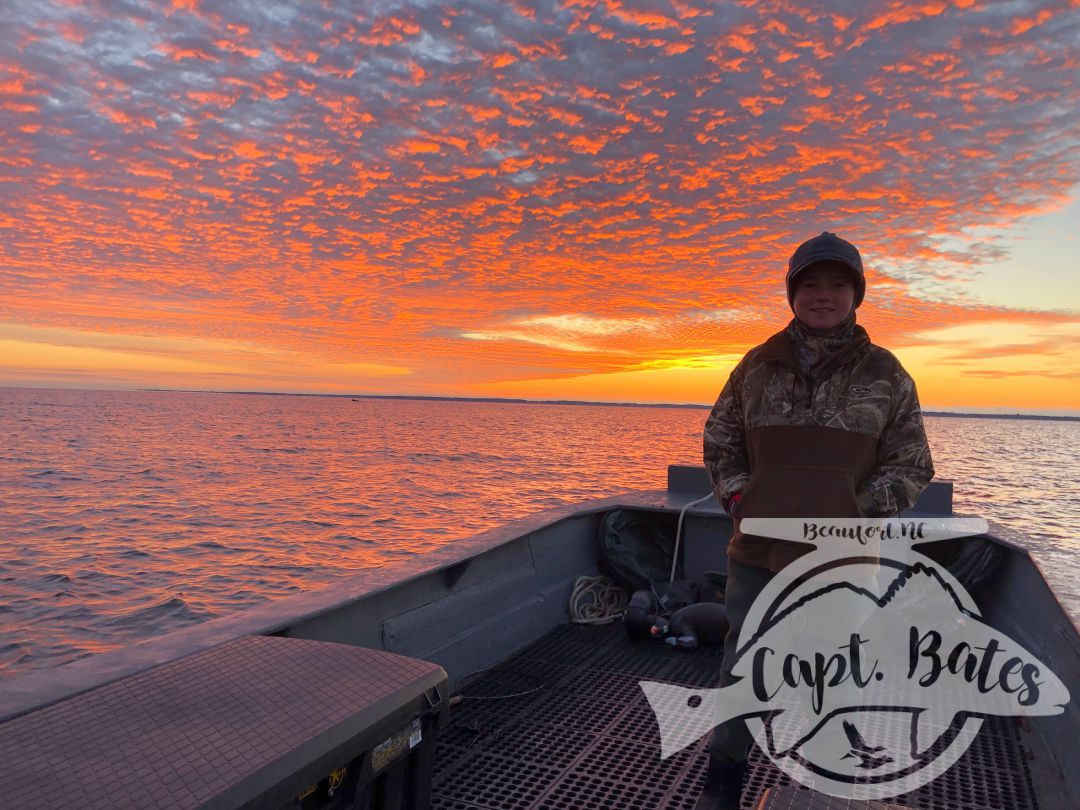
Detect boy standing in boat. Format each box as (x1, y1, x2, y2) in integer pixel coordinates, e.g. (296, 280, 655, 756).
(698, 232, 935, 809)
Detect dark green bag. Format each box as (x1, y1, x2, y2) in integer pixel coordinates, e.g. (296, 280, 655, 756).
(598, 509, 682, 592)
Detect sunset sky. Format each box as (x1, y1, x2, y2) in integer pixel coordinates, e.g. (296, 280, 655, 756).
(1, 0, 1078, 414)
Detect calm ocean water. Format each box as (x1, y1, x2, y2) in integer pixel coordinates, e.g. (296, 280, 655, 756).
(1, 388, 1077, 680)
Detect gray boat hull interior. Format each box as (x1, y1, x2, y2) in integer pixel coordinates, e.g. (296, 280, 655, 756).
(1, 465, 1076, 808)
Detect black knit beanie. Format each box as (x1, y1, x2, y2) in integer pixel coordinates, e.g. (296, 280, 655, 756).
(786, 231, 865, 310)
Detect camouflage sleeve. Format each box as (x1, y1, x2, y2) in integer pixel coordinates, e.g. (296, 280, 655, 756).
(855, 363, 935, 517)
(703, 359, 751, 509)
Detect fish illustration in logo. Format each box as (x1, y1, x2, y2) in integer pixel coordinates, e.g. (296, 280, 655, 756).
(639, 522, 1072, 800)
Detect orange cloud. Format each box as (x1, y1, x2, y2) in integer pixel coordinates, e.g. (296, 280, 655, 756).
(0, 0, 1076, 412)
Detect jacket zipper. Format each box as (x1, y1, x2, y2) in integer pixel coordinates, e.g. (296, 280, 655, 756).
(778, 358, 815, 412)
(794, 366, 813, 410)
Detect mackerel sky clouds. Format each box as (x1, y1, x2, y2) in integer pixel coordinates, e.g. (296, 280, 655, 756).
(1, 0, 1078, 411)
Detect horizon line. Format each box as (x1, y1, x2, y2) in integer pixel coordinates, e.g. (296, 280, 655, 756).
(3, 384, 1078, 421)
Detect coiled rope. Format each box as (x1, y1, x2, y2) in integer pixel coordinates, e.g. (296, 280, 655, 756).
(569, 575, 628, 624)
(570, 490, 717, 622)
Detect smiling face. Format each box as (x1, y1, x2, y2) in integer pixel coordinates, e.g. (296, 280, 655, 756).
(792, 262, 857, 330)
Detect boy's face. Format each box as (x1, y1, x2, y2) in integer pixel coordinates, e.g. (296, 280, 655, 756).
(792, 262, 856, 330)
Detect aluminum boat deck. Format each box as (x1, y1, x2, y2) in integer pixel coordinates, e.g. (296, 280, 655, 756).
(432, 622, 1044, 810)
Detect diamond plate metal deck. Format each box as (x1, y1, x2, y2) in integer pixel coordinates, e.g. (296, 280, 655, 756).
(433, 622, 1044, 810)
(0, 635, 445, 809)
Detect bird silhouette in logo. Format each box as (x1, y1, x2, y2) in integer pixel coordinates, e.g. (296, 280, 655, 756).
(839, 720, 894, 770)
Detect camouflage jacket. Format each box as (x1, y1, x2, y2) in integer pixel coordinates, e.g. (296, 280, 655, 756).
(703, 323, 935, 571)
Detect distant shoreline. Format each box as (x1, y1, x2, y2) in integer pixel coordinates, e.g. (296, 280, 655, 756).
(4, 385, 1076, 421)
(129, 388, 1080, 422)
(919, 411, 1079, 422)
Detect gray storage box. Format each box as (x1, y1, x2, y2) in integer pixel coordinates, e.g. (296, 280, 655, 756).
(0, 635, 448, 809)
